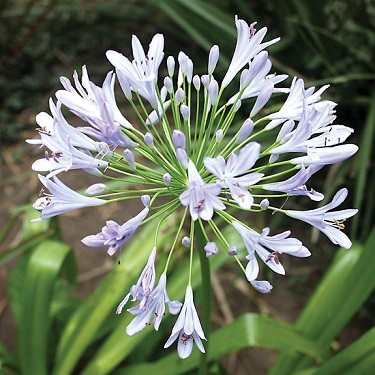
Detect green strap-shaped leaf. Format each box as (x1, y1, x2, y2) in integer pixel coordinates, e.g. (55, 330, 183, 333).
(311, 325, 375, 375)
(18, 240, 76, 375)
(111, 313, 324, 375)
(270, 227, 375, 374)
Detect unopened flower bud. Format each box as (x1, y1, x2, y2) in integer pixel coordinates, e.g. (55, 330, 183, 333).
(204, 242, 218, 258)
(182, 236, 191, 247)
(124, 149, 136, 170)
(250, 81, 273, 117)
(164, 76, 173, 93)
(175, 88, 185, 104)
(193, 75, 201, 91)
(208, 45, 219, 75)
(216, 129, 224, 142)
(234, 100, 242, 112)
(260, 198, 269, 210)
(208, 79, 219, 105)
(186, 59, 193, 83)
(178, 51, 188, 74)
(236, 119, 254, 143)
(144, 132, 154, 148)
(141, 195, 151, 207)
(167, 56, 175, 76)
(201, 74, 210, 89)
(251, 280, 273, 294)
(163, 173, 171, 185)
(277, 120, 295, 142)
(172, 130, 186, 149)
(116, 69, 132, 101)
(176, 148, 188, 169)
(180, 104, 190, 121)
(269, 154, 279, 164)
(228, 246, 238, 256)
(240, 68, 252, 89)
(160, 86, 168, 101)
(85, 183, 108, 195)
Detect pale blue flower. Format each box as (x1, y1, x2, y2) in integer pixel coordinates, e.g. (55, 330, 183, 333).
(227, 51, 288, 105)
(266, 77, 336, 129)
(222, 18, 280, 87)
(285, 188, 358, 248)
(116, 248, 157, 316)
(204, 142, 263, 209)
(106, 34, 164, 108)
(263, 165, 324, 201)
(123, 274, 182, 336)
(291, 144, 359, 165)
(57, 66, 133, 129)
(76, 102, 138, 149)
(164, 285, 206, 359)
(179, 161, 225, 221)
(81, 204, 149, 256)
(233, 221, 310, 282)
(32, 174, 106, 221)
(29, 99, 108, 154)
(31, 135, 108, 178)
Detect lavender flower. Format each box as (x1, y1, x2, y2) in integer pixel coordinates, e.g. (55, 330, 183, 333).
(233, 221, 310, 284)
(123, 274, 182, 335)
(263, 165, 324, 201)
(82, 203, 149, 256)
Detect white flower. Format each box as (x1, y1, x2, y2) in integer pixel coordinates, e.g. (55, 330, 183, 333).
(233, 221, 310, 282)
(164, 285, 206, 359)
(266, 77, 336, 129)
(32, 174, 106, 221)
(285, 188, 358, 248)
(106, 34, 165, 108)
(204, 142, 263, 209)
(57, 66, 133, 129)
(222, 17, 280, 87)
(179, 161, 225, 221)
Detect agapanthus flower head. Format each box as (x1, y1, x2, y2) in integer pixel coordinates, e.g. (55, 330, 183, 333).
(29, 16, 358, 359)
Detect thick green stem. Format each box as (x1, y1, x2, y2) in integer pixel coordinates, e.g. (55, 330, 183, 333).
(196, 222, 211, 375)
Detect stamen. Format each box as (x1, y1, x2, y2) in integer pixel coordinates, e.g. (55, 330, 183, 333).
(194, 199, 205, 212)
(326, 218, 346, 230)
(266, 251, 281, 264)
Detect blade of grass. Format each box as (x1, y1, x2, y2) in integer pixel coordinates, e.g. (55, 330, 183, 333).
(351, 89, 375, 240)
(18, 240, 76, 375)
(313, 325, 375, 375)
